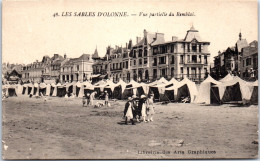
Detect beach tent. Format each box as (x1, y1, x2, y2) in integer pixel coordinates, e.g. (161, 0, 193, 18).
(72, 81, 81, 96)
(219, 74, 234, 83)
(28, 83, 34, 95)
(39, 83, 47, 96)
(122, 79, 141, 99)
(157, 77, 169, 84)
(108, 79, 127, 99)
(195, 75, 222, 104)
(3, 84, 17, 97)
(33, 83, 40, 96)
(8, 85, 17, 97)
(51, 83, 57, 96)
(103, 80, 117, 99)
(248, 80, 258, 104)
(149, 78, 178, 102)
(165, 76, 198, 103)
(22, 84, 29, 95)
(213, 76, 254, 103)
(45, 83, 51, 96)
(56, 83, 66, 97)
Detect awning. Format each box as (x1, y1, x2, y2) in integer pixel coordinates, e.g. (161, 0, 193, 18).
(99, 74, 108, 79)
(91, 74, 101, 78)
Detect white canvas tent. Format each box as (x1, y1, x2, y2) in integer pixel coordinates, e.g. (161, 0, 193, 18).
(195, 75, 221, 104)
(165, 76, 198, 103)
(213, 76, 255, 103)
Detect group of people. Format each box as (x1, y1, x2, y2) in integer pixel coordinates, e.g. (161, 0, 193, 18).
(82, 91, 109, 107)
(123, 94, 155, 125)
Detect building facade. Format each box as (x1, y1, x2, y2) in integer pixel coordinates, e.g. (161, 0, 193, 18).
(212, 32, 249, 79)
(22, 54, 66, 83)
(93, 26, 211, 83)
(240, 40, 258, 79)
(60, 54, 94, 83)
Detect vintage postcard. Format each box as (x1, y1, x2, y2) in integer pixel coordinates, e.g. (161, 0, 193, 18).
(2, 0, 258, 159)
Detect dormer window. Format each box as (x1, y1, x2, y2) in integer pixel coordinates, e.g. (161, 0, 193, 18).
(192, 43, 197, 52)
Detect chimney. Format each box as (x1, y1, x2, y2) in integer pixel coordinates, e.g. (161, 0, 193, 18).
(54, 54, 59, 59)
(144, 29, 147, 37)
(128, 39, 132, 49)
(36, 60, 38, 63)
(64, 53, 67, 59)
(136, 37, 142, 44)
(126, 43, 128, 49)
(172, 36, 178, 41)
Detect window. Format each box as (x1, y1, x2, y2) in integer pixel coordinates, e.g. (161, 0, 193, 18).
(139, 59, 142, 65)
(144, 48, 147, 56)
(246, 58, 252, 66)
(123, 62, 125, 68)
(144, 58, 147, 64)
(187, 67, 190, 77)
(199, 44, 202, 52)
(180, 55, 184, 64)
(126, 61, 128, 69)
(133, 50, 136, 58)
(159, 56, 166, 64)
(187, 55, 190, 63)
(181, 67, 183, 74)
(192, 55, 197, 63)
(153, 58, 157, 66)
(153, 47, 158, 55)
(161, 69, 166, 77)
(199, 55, 201, 63)
(153, 69, 157, 78)
(204, 56, 208, 64)
(138, 49, 142, 57)
(171, 56, 175, 64)
(192, 43, 197, 52)
(243, 60, 245, 67)
(134, 60, 136, 66)
(77, 65, 79, 71)
(170, 45, 174, 53)
(187, 43, 190, 52)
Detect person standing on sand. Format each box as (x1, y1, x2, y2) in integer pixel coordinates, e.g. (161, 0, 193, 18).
(90, 91, 97, 105)
(139, 95, 148, 122)
(147, 94, 155, 122)
(132, 95, 140, 122)
(86, 93, 90, 106)
(104, 90, 109, 107)
(123, 97, 135, 125)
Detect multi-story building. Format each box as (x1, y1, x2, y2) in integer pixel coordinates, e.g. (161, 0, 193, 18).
(240, 40, 258, 79)
(93, 26, 211, 83)
(60, 54, 94, 83)
(21, 60, 46, 83)
(212, 32, 249, 79)
(22, 54, 65, 83)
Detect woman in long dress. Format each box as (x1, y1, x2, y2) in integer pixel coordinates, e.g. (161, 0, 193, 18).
(140, 95, 147, 122)
(124, 97, 135, 125)
(147, 94, 155, 122)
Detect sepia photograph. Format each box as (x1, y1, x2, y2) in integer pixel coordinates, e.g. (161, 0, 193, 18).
(2, 0, 258, 159)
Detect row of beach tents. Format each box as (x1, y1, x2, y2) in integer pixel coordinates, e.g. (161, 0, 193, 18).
(2, 74, 258, 104)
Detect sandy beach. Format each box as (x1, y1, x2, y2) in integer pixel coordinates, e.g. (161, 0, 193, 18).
(2, 96, 258, 159)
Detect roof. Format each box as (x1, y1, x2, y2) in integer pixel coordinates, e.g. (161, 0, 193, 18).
(93, 47, 99, 58)
(184, 26, 202, 42)
(133, 31, 157, 47)
(151, 33, 165, 46)
(78, 54, 90, 61)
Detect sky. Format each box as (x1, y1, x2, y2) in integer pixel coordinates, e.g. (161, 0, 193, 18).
(2, 0, 258, 65)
